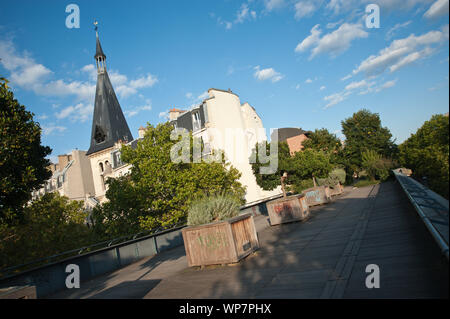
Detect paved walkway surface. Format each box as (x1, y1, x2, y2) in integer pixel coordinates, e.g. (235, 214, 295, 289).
(50, 181, 449, 299)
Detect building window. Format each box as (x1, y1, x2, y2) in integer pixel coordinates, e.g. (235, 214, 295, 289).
(192, 111, 201, 132)
(99, 162, 104, 173)
(94, 125, 106, 143)
(112, 151, 124, 168)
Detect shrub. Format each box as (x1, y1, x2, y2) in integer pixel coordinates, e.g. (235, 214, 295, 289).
(290, 178, 315, 194)
(317, 167, 346, 187)
(361, 150, 394, 181)
(187, 193, 241, 226)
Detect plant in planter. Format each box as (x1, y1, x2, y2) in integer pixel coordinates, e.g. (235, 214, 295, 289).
(266, 172, 310, 226)
(182, 193, 259, 267)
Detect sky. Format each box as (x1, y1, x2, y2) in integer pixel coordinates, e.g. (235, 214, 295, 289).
(0, 0, 448, 163)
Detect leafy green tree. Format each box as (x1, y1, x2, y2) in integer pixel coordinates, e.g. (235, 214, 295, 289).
(399, 114, 449, 199)
(92, 122, 246, 237)
(302, 128, 342, 153)
(0, 193, 94, 270)
(361, 150, 394, 181)
(251, 140, 333, 193)
(0, 78, 52, 225)
(341, 109, 397, 174)
(288, 149, 333, 192)
(250, 141, 291, 191)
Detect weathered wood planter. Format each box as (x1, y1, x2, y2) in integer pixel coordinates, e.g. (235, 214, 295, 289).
(266, 194, 310, 226)
(329, 184, 344, 196)
(0, 285, 36, 299)
(182, 213, 259, 267)
(302, 186, 331, 207)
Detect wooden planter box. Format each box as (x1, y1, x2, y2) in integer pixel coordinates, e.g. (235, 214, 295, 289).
(329, 184, 344, 196)
(302, 186, 331, 207)
(266, 194, 310, 226)
(0, 285, 36, 299)
(182, 213, 259, 267)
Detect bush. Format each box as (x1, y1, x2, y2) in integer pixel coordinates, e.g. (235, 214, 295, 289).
(316, 167, 346, 187)
(361, 150, 394, 181)
(290, 178, 314, 194)
(187, 193, 241, 226)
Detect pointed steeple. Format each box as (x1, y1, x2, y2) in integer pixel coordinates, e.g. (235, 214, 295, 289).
(86, 26, 133, 156)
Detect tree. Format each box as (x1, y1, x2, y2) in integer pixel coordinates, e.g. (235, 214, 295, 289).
(361, 150, 394, 181)
(0, 193, 94, 270)
(341, 109, 397, 173)
(251, 140, 333, 193)
(302, 128, 342, 153)
(92, 122, 246, 237)
(288, 149, 333, 192)
(399, 114, 449, 199)
(0, 77, 52, 225)
(250, 141, 291, 191)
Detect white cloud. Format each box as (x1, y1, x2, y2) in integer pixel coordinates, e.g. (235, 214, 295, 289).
(295, 84, 301, 90)
(324, 90, 351, 108)
(254, 66, 284, 82)
(265, 0, 286, 11)
(55, 103, 94, 123)
(352, 26, 448, 76)
(197, 91, 209, 101)
(295, 24, 321, 53)
(295, 23, 368, 59)
(158, 111, 169, 120)
(376, 79, 397, 92)
(345, 79, 374, 91)
(320, 85, 326, 90)
(186, 92, 193, 99)
(424, 0, 449, 19)
(386, 21, 412, 40)
(217, 2, 257, 30)
(327, 0, 433, 15)
(294, 1, 318, 19)
(36, 114, 49, 120)
(0, 38, 158, 110)
(41, 124, 67, 136)
(124, 104, 152, 118)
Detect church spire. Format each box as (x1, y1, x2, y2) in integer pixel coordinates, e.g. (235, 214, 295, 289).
(86, 24, 133, 156)
(94, 21, 106, 74)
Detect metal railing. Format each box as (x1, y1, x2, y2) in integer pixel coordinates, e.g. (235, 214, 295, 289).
(393, 170, 449, 260)
(0, 221, 186, 279)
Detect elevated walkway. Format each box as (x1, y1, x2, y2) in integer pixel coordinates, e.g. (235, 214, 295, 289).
(50, 181, 449, 299)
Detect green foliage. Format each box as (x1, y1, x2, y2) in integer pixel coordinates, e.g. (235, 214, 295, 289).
(302, 128, 342, 153)
(361, 150, 394, 181)
(250, 141, 291, 190)
(187, 192, 241, 226)
(93, 122, 246, 236)
(0, 193, 95, 271)
(316, 168, 346, 187)
(289, 179, 314, 194)
(341, 109, 397, 173)
(0, 78, 52, 225)
(399, 114, 449, 199)
(251, 139, 333, 195)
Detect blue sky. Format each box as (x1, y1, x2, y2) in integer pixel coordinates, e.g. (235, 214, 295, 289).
(0, 0, 448, 162)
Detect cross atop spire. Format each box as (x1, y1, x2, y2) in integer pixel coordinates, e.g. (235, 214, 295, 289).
(93, 21, 106, 74)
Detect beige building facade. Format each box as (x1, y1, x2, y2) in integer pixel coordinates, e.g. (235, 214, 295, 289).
(170, 88, 281, 203)
(32, 150, 97, 208)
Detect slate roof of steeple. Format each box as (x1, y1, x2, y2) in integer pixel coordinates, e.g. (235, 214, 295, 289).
(86, 36, 133, 156)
